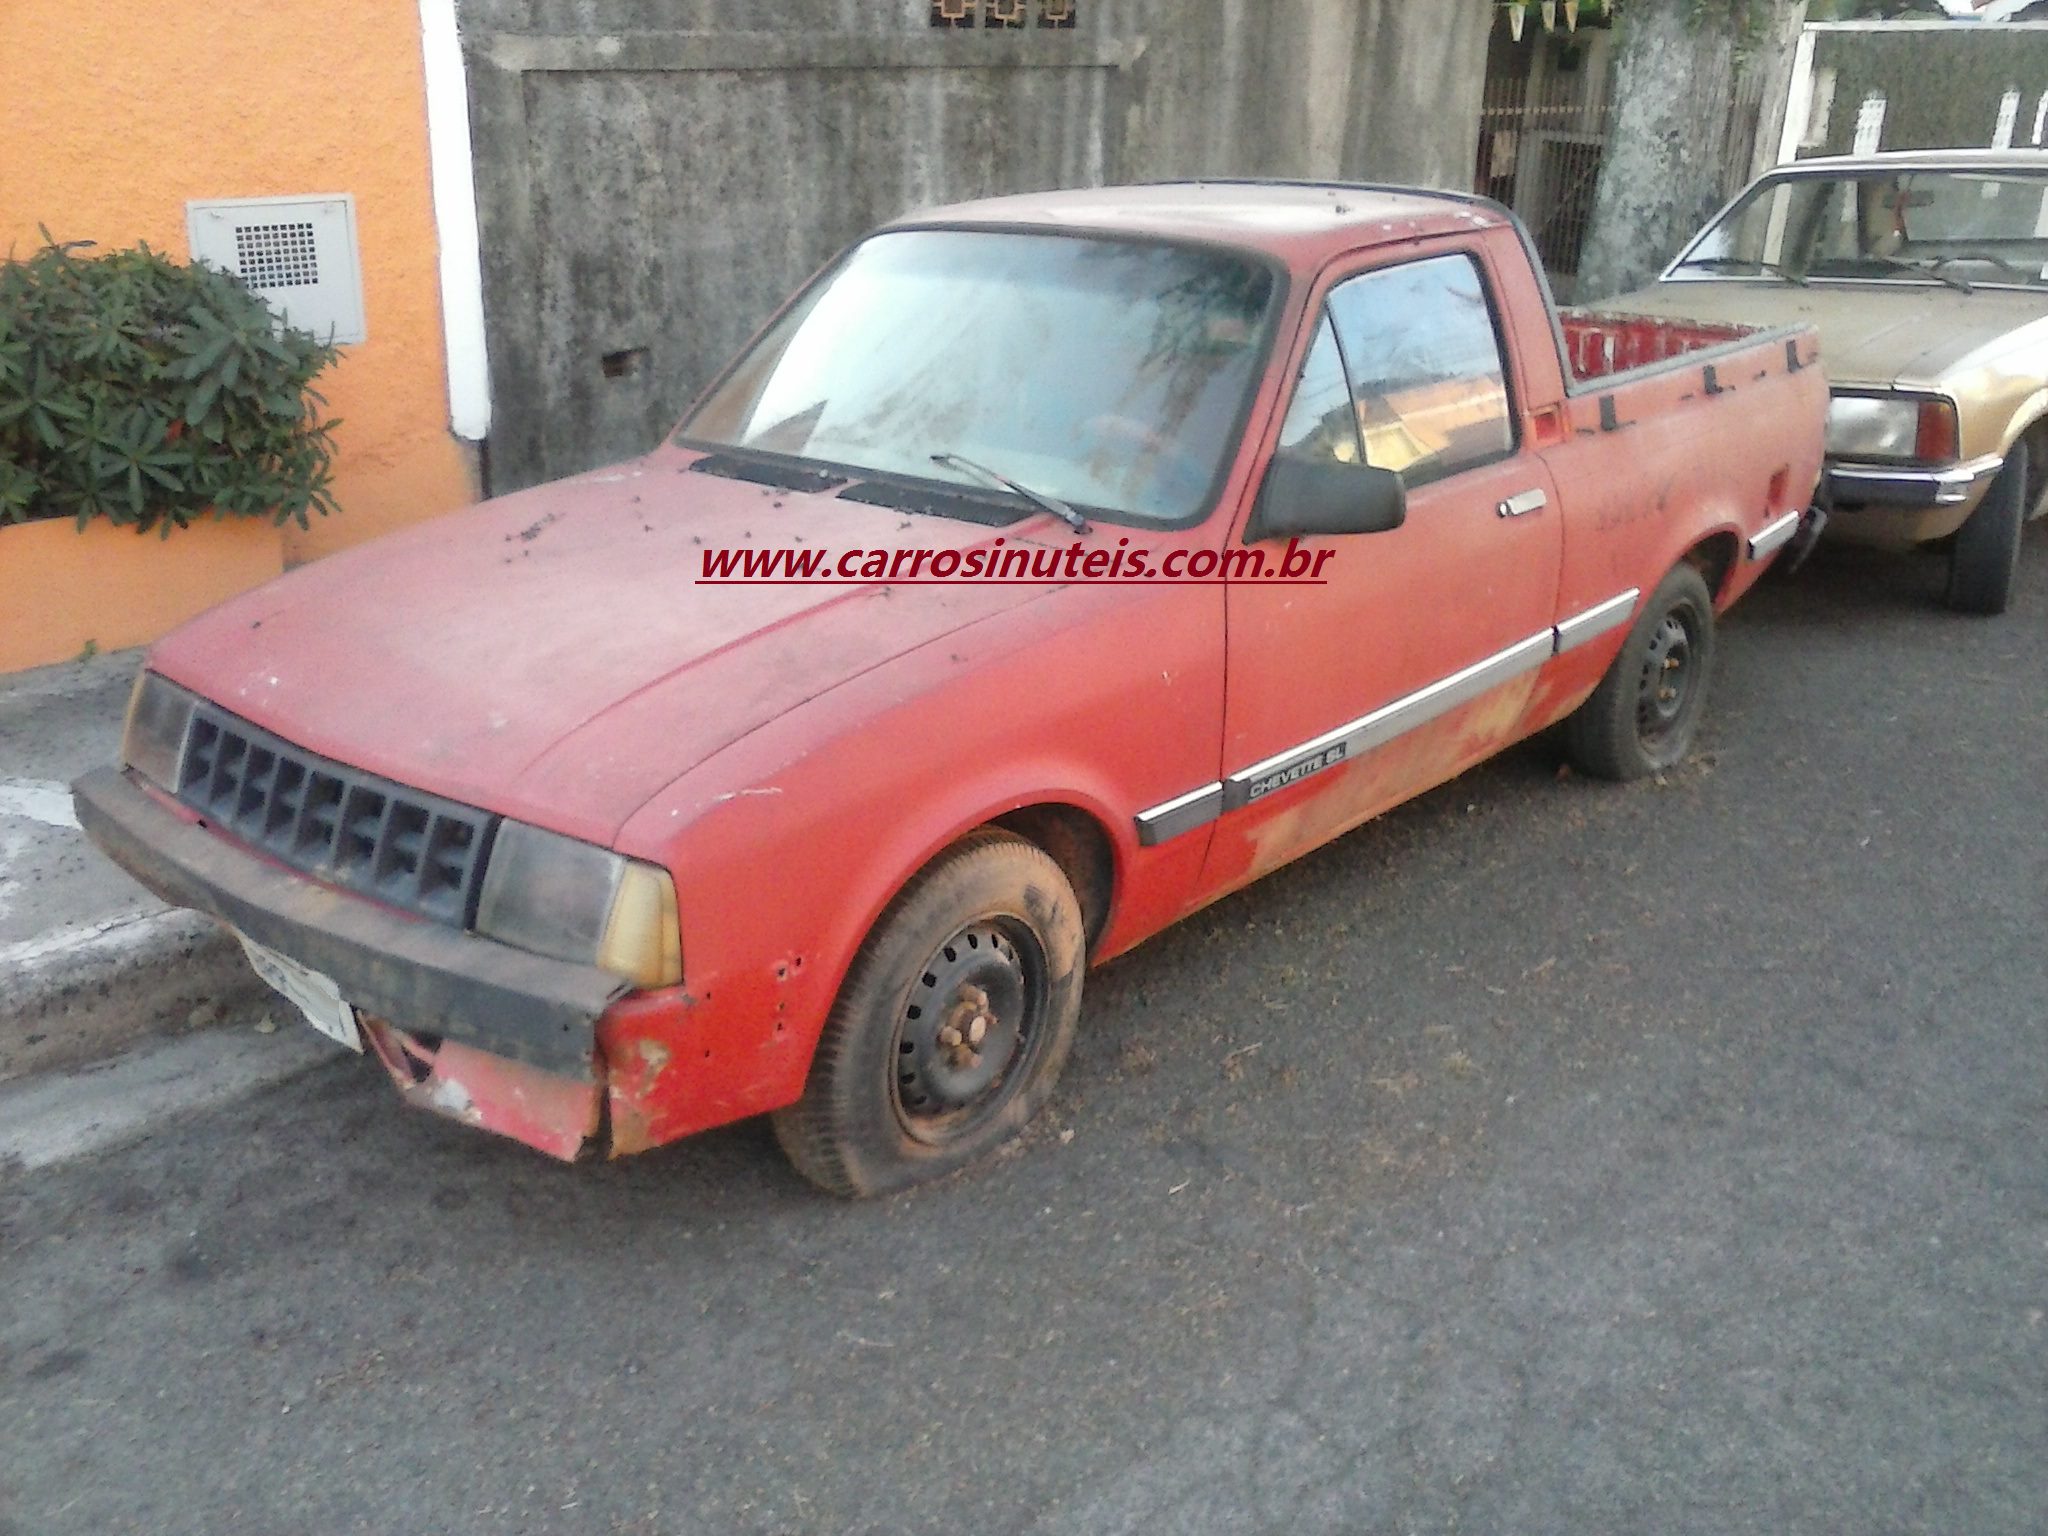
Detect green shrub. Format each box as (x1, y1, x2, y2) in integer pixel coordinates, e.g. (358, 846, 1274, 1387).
(0, 235, 340, 535)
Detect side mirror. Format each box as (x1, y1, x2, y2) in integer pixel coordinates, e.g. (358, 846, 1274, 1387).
(1245, 452, 1406, 544)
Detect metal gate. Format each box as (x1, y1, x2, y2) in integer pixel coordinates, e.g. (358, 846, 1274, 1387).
(1475, 18, 1617, 298)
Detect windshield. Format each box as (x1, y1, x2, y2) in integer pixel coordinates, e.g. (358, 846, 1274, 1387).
(682, 229, 1278, 524)
(1674, 169, 2048, 288)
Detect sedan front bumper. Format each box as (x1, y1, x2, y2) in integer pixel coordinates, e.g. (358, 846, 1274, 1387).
(1825, 453, 2003, 509)
(71, 767, 627, 1078)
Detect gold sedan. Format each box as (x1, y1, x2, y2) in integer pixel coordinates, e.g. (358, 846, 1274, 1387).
(1612, 148, 2048, 614)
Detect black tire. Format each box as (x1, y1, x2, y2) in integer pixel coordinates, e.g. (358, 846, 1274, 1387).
(1564, 563, 1717, 782)
(1945, 438, 2027, 617)
(771, 830, 1085, 1197)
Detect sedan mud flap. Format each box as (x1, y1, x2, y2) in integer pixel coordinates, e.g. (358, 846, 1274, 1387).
(1783, 498, 1829, 575)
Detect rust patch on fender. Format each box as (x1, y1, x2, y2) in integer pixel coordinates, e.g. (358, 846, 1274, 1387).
(604, 1037, 673, 1156)
(1233, 685, 1534, 886)
(596, 985, 814, 1156)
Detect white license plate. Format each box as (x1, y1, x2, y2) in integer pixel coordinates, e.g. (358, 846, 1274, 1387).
(235, 932, 363, 1052)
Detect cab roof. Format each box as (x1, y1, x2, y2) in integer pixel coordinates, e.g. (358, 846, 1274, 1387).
(888, 181, 1510, 267)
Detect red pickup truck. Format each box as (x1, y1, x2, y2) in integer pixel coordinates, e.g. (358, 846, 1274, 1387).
(75, 182, 1825, 1195)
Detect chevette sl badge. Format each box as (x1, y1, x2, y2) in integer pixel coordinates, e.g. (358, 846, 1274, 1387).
(1246, 744, 1348, 802)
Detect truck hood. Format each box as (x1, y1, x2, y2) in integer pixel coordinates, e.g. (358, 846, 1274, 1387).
(1607, 280, 2048, 387)
(148, 447, 1061, 842)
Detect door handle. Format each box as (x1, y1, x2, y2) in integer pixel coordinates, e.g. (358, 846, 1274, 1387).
(1497, 489, 1548, 518)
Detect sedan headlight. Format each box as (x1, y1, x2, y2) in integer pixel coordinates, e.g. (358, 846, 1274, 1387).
(476, 821, 682, 990)
(1826, 393, 1959, 463)
(122, 672, 197, 790)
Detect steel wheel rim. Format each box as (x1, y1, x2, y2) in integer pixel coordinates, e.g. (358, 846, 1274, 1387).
(891, 917, 1048, 1145)
(1636, 609, 1697, 746)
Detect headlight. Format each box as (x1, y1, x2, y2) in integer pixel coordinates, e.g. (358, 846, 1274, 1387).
(475, 821, 682, 990)
(122, 672, 197, 790)
(1826, 394, 1959, 463)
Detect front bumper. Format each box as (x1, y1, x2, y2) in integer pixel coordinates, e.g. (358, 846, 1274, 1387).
(1825, 453, 2003, 509)
(71, 766, 627, 1078)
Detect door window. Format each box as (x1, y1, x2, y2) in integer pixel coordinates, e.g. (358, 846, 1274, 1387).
(1275, 315, 1367, 466)
(1322, 254, 1515, 487)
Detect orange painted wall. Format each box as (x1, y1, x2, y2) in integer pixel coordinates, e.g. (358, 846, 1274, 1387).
(0, 0, 476, 573)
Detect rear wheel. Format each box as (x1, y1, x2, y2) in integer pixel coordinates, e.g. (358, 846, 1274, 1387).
(771, 830, 1084, 1197)
(1564, 563, 1717, 781)
(1945, 439, 2027, 616)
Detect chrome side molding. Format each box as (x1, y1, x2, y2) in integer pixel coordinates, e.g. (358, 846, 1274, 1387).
(1132, 587, 1640, 846)
(1747, 510, 1802, 561)
(1220, 632, 1555, 813)
(1134, 782, 1225, 848)
(1552, 588, 1639, 654)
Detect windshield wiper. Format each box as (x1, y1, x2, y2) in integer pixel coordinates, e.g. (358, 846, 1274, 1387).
(1935, 252, 2026, 282)
(930, 452, 1091, 536)
(1671, 255, 1809, 286)
(1864, 252, 1974, 294)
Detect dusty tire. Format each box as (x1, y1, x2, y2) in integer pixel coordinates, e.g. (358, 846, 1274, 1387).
(1564, 563, 1717, 782)
(771, 830, 1085, 1197)
(1945, 439, 2026, 616)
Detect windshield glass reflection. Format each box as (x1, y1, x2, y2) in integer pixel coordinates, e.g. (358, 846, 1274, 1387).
(684, 230, 1277, 523)
(1678, 169, 2048, 288)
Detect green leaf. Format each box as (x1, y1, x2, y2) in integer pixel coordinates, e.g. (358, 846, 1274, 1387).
(0, 237, 339, 532)
(185, 373, 223, 425)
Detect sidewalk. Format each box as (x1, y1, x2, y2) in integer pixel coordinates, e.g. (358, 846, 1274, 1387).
(0, 648, 265, 1082)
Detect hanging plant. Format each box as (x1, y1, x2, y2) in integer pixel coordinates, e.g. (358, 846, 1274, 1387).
(1498, 0, 1855, 43)
(1501, 0, 1609, 31)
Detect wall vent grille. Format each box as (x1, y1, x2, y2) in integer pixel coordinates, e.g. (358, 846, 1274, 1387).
(233, 221, 321, 289)
(187, 195, 365, 344)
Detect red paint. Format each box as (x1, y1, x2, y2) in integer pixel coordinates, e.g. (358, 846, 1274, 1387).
(140, 186, 1828, 1163)
(1561, 311, 1755, 382)
(364, 1018, 601, 1161)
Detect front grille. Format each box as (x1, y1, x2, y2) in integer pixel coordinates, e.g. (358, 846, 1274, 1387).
(174, 702, 497, 927)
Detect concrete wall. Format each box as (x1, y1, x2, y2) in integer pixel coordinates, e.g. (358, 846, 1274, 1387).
(1795, 22, 2048, 159)
(458, 0, 1494, 491)
(0, 0, 480, 569)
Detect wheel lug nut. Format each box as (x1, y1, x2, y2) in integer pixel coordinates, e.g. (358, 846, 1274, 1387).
(939, 1025, 962, 1048)
(968, 1016, 988, 1046)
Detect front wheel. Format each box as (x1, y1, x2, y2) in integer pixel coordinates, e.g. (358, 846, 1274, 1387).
(1945, 439, 2027, 616)
(772, 830, 1085, 1197)
(1564, 563, 1717, 781)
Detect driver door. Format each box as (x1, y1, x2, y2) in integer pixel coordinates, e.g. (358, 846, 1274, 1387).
(1203, 246, 1563, 890)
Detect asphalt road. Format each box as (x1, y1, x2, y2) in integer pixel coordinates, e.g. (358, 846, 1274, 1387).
(4, 538, 2044, 1536)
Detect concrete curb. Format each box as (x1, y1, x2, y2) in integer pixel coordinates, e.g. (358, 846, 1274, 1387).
(0, 908, 267, 1083)
(0, 1024, 336, 1173)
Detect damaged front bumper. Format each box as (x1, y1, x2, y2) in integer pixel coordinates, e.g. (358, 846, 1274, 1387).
(72, 766, 629, 1158)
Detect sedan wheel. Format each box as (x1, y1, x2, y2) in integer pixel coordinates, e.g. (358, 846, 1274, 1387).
(1945, 439, 2027, 617)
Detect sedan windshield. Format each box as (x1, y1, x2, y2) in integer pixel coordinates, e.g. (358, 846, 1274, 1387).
(682, 229, 1277, 524)
(1673, 168, 2048, 289)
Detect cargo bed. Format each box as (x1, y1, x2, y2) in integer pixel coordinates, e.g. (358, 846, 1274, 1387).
(1559, 311, 1767, 386)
